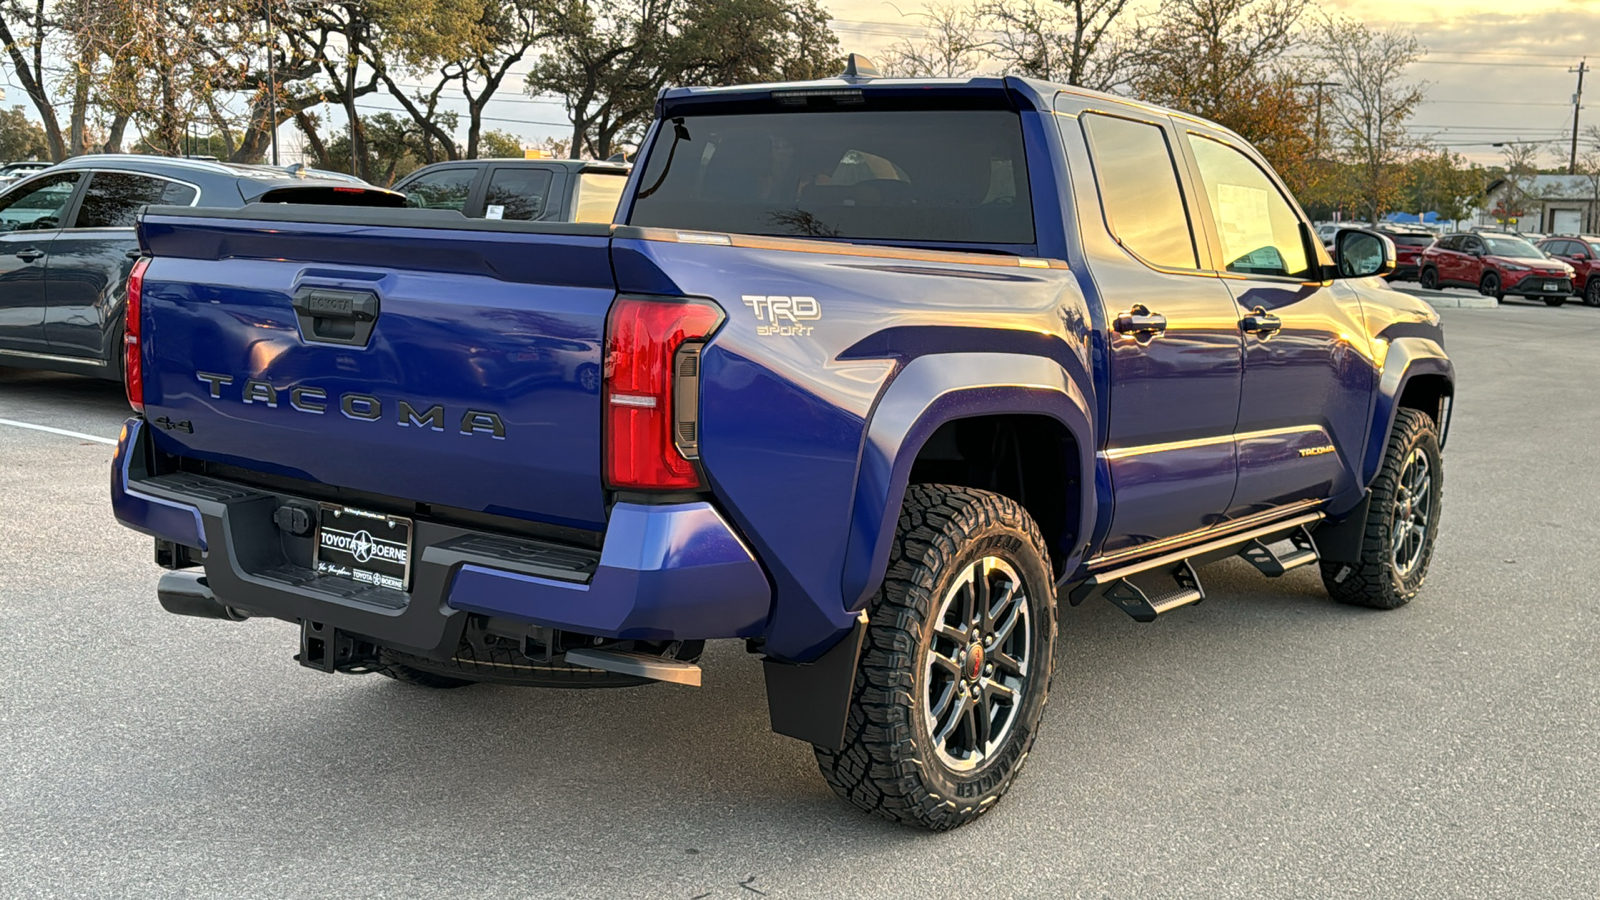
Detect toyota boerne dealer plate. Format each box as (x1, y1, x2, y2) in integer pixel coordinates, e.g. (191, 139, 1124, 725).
(314, 505, 413, 591)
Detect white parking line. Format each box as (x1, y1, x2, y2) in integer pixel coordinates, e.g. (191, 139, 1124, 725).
(0, 417, 118, 446)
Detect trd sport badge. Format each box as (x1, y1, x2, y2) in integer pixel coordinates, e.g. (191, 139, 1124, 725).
(742, 295, 821, 337)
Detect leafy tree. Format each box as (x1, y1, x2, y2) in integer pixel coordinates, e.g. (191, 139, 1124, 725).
(1316, 17, 1426, 223)
(526, 0, 841, 159)
(0, 104, 49, 160)
(375, 0, 556, 160)
(1400, 149, 1483, 224)
(1127, 0, 1318, 199)
(478, 129, 525, 158)
(0, 0, 69, 159)
(313, 111, 458, 184)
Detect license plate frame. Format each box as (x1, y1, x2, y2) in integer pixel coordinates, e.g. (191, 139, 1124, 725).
(313, 504, 414, 592)
(1544, 281, 1561, 291)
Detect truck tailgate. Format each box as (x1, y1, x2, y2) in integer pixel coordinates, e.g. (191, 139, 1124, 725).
(137, 209, 615, 531)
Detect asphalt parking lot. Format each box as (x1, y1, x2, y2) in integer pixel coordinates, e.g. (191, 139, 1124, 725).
(2, 304, 1598, 899)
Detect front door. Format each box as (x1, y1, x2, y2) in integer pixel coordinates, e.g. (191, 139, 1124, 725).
(1178, 130, 1371, 519)
(0, 172, 80, 351)
(1056, 98, 1243, 557)
(44, 170, 198, 361)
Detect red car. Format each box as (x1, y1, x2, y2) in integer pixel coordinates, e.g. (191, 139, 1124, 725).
(1376, 227, 1434, 281)
(1418, 232, 1576, 305)
(1536, 235, 1600, 307)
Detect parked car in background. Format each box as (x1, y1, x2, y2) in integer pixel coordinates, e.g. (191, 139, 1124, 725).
(393, 158, 630, 223)
(1375, 226, 1434, 281)
(1419, 232, 1575, 304)
(0, 160, 51, 187)
(0, 155, 402, 381)
(1538, 235, 1600, 306)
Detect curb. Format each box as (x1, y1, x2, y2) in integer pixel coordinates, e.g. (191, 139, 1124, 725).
(1418, 295, 1498, 309)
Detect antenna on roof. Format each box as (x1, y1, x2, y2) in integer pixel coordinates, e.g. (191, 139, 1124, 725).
(839, 54, 880, 83)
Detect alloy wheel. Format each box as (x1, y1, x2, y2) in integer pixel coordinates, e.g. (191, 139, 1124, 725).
(925, 556, 1032, 772)
(1390, 448, 1433, 578)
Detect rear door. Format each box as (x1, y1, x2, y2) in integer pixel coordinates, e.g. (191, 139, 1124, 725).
(1177, 128, 1370, 519)
(481, 165, 558, 221)
(0, 171, 81, 352)
(44, 170, 199, 361)
(1457, 234, 1486, 287)
(1057, 97, 1243, 557)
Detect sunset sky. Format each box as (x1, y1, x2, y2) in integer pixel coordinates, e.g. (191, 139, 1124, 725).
(827, 0, 1598, 166)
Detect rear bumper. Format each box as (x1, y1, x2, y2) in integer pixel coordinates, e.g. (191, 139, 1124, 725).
(111, 418, 771, 656)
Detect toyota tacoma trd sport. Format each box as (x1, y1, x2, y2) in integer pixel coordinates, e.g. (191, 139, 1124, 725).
(112, 59, 1454, 831)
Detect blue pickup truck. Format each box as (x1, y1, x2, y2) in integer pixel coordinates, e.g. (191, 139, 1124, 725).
(112, 62, 1453, 830)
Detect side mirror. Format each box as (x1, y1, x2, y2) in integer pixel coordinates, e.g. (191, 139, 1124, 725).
(1332, 229, 1395, 279)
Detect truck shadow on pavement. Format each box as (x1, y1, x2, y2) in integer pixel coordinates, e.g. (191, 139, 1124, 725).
(149, 557, 1388, 861)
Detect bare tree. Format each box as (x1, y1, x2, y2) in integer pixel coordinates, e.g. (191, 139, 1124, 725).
(1317, 17, 1426, 223)
(877, 3, 984, 78)
(978, 0, 1130, 90)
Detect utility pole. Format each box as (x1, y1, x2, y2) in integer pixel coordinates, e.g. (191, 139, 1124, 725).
(1299, 81, 1339, 160)
(1571, 59, 1587, 175)
(266, 0, 278, 166)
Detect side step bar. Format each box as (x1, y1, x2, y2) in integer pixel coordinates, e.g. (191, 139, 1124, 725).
(1239, 525, 1320, 577)
(565, 648, 703, 687)
(1071, 511, 1324, 621)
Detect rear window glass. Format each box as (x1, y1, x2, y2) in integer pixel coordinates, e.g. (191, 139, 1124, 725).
(628, 111, 1035, 244)
(573, 171, 627, 223)
(1386, 234, 1433, 247)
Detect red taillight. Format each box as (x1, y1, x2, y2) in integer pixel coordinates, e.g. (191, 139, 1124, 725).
(124, 256, 150, 413)
(603, 297, 722, 490)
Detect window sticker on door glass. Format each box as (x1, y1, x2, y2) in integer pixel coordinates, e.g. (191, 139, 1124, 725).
(1216, 182, 1274, 265)
(485, 204, 505, 220)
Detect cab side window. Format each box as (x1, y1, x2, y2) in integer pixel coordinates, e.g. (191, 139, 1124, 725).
(403, 167, 476, 211)
(1461, 236, 1483, 255)
(1080, 113, 1199, 269)
(0, 172, 80, 231)
(74, 172, 197, 228)
(1186, 134, 1311, 279)
(483, 168, 553, 221)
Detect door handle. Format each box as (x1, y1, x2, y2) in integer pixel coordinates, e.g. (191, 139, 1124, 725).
(15, 248, 44, 262)
(1113, 307, 1167, 337)
(1241, 308, 1282, 335)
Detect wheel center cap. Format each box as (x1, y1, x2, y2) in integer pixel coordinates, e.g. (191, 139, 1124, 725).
(967, 642, 984, 680)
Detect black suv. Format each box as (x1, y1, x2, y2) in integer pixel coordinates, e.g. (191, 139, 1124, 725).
(0, 155, 400, 381)
(393, 158, 630, 223)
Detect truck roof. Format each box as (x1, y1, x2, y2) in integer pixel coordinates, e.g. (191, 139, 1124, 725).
(657, 74, 1248, 145)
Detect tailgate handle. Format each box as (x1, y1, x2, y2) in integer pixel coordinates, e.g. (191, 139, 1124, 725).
(291, 287, 380, 347)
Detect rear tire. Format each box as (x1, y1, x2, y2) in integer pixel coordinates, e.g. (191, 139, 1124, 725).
(1544, 296, 1566, 307)
(814, 485, 1057, 831)
(1585, 279, 1600, 307)
(1419, 267, 1439, 290)
(1320, 408, 1442, 610)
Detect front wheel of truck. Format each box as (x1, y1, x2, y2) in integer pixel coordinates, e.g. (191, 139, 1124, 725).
(815, 485, 1057, 831)
(1320, 407, 1443, 610)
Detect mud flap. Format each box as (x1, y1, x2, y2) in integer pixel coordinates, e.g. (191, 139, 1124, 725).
(763, 612, 868, 751)
(1312, 491, 1372, 565)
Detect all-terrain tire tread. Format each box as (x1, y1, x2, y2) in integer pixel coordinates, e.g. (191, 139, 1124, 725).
(814, 484, 1057, 831)
(1319, 408, 1441, 609)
